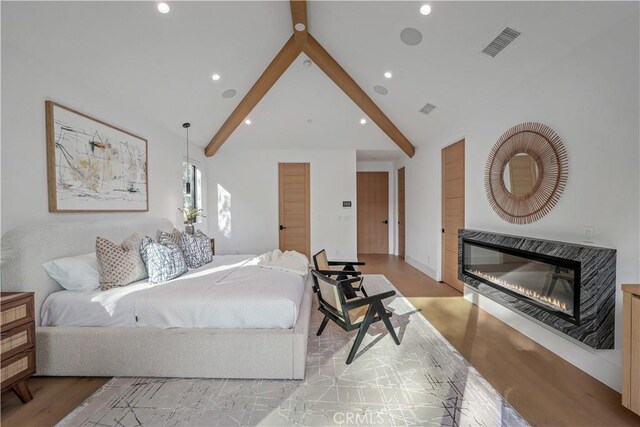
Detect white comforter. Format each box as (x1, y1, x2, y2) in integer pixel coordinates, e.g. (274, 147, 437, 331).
(41, 255, 306, 329)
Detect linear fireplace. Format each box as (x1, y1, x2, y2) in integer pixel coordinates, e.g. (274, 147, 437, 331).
(458, 230, 616, 349)
(463, 240, 581, 325)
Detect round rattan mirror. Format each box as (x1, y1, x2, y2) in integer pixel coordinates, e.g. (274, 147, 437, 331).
(485, 122, 568, 224)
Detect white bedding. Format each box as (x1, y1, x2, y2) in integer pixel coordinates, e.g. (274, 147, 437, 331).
(257, 249, 309, 276)
(41, 255, 306, 329)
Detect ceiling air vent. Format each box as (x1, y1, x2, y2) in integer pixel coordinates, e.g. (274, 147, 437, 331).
(419, 103, 437, 116)
(482, 27, 521, 57)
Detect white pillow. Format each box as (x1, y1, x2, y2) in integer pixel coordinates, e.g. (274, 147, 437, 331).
(43, 253, 100, 292)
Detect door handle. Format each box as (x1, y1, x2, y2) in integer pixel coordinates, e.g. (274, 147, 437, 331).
(383, 220, 389, 224)
(279, 225, 287, 230)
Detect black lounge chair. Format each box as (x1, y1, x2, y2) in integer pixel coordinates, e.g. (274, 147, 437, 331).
(311, 269, 400, 364)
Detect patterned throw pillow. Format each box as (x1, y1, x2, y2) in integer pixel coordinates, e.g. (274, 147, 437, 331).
(156, 228, 182, 245)
(179, 230, 213, 269)
(96, 233, 148, 291)
(140, 236, 188, 284)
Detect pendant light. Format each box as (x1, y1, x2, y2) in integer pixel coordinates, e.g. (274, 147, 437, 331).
(183, 122, 191, 195)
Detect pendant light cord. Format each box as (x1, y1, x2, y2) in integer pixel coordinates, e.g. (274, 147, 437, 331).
(182, 122, 192, 198)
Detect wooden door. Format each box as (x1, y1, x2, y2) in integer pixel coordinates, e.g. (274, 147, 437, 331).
(398, 167, 406, 259)
(357, 172, 389, 254)
(442, 140, 465, 292)
(278, 163, 310, 258)
(623, 288, 640, 415)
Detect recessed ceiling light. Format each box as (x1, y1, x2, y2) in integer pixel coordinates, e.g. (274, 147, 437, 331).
(245, 119, 252, 125)
(157, 2, 170, 14)
(294, 23, 306, 31)
(303, 59, 312, 68)
(384, 71, 392, 79)
(360, 118, 367, 125)
(420, 4, 431, 15)
(211, 73, 220, 81)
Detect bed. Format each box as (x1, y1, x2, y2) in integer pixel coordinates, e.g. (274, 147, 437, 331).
(1, 218, 312, 379)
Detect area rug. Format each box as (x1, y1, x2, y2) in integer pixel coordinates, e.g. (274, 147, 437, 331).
(59, 275, 528, 427)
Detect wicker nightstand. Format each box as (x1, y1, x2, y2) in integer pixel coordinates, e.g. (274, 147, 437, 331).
(1, 292, 36, 403)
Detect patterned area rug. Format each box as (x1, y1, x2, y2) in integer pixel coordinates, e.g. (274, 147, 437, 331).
(59, 275, 528, 427)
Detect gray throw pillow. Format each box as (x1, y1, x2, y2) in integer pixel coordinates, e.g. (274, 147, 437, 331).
(179, 230, 213, 269)
(96, 233, 148, 291)
(140, 235, 188, 284)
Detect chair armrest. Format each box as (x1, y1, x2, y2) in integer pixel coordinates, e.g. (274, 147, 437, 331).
(328, 261, 366, 266)
(316, 270, 361, 277)
(343, 290, 396, 309)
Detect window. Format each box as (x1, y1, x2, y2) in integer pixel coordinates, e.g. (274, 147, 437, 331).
(183, 162, 202, 220)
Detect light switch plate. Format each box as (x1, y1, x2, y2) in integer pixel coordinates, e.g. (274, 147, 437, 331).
(583, 226, 595, 243)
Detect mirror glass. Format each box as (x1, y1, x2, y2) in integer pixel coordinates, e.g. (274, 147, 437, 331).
(503, 153, 539, 195)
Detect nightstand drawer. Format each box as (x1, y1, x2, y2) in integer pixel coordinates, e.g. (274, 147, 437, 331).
(0, 348, 36, 390)
(1, 323, 35, 361)
(0, 295, 34, 331)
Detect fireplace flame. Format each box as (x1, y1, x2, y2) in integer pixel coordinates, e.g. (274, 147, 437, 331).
(470, 270, 568, 312)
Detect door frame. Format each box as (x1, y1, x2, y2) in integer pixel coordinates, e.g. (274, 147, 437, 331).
(397, 167, 405, 259)
(440, 138, 465, 288)
(278, 162, 310, 258)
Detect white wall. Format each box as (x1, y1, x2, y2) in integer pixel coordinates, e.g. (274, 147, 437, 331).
(396, 15, 639, 390)
(0, 43, 207, 235)
(356, 161, 396, 255)
(206, 149, 357, 259)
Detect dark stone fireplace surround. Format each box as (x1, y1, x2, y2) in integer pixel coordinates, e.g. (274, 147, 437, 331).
(458, 229, 616, 349)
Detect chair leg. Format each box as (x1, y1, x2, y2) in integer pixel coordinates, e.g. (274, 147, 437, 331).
(377, 302, 400, 345)
(341, 281, 357, 299)
(346, 306, 375, 364)
(317, 316, 330, 336)
(360, 284, 368, 297)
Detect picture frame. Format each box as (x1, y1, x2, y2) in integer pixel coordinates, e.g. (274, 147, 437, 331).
(45, 101, 149, 212)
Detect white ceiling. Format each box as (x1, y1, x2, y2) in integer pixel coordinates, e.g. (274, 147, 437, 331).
(224, 52, 393, 152)
(2, 1, 635, 156)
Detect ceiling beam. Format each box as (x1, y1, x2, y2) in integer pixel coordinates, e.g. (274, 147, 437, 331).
(302, 34, 416, 158)
(290, 0, 308, 45)
(205, 36, 302, 157)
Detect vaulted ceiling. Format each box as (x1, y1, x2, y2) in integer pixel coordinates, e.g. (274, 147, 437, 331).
(2, 1, 634, 159)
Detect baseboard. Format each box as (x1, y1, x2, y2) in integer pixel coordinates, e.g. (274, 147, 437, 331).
(464, 286, 622, 392)
(405, 256, 438, 281)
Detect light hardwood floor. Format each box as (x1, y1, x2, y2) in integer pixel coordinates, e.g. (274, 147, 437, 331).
(359, 254, 640, 427)
(2, 255, 639, 426)
(1, 377, 109, 426)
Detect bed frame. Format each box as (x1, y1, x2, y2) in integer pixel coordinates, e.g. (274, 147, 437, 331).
(1, 218, 311, 379)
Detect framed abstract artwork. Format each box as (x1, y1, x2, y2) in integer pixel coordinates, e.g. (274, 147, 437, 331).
(45, 101, 148, 212)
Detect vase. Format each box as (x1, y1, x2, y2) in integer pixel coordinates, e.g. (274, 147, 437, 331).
(185, 223, 195, 235)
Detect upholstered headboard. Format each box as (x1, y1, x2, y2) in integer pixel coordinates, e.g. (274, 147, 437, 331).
(1, 217, 173, 326)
